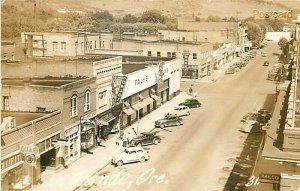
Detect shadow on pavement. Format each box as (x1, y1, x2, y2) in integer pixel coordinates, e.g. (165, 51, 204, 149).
(222, 94, 276, 191)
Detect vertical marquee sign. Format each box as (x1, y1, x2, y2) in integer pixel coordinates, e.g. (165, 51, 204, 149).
(156, 62, 165, 94)
(112, 75, 127, 106)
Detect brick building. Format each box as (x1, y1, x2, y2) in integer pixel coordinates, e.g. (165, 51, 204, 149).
(21, 31, 114, 57)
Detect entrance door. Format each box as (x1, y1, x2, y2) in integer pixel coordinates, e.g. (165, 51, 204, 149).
(40, 149, 56, 171)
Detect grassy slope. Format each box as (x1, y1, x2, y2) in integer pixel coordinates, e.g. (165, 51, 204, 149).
(41, 0, 299, 18)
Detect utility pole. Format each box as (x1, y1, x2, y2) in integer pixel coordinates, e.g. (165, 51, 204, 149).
(34, 0, 37, 32)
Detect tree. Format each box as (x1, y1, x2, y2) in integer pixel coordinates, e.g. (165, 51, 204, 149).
(139, 10, 166, 24)
(90, 11, 114, 21)
(278, 37, 289, 55)
(207, 15, 223, 22)
(122, 14, 138, 23)
(245, 21, 263, 47)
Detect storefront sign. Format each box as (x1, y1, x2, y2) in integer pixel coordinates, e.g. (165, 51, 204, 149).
(135, 76, 148, 86)
(24, 154, 36, 166)
(156, 62, 164, 93)
(65, 125, 79, 137)
(259, 173, 280, 182)
(20, 145, 39, 156)
(112, 75, 127, 106)
(253, 9, 292, 19)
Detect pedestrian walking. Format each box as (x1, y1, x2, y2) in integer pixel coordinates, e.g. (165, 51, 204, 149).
(116, 135, 122, 146)
(126, 132, 131, 147)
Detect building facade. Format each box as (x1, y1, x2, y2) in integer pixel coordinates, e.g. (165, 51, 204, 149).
(251, 14, 300, 191)
(21, 31, 114, 57)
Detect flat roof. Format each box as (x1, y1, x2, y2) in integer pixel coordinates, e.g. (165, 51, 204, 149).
(2, 77, 84, 87)
(1, 111, 48, 126)
(113, 38, 209, 45)
(122, 63, 151, 74)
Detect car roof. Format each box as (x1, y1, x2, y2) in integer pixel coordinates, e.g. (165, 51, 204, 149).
(140, 132, 153, 135)
(166, 114, 178, 117)
(125, 147, 144, 151)
(175, 105, 188, 109)
(186, 98, 197, 101)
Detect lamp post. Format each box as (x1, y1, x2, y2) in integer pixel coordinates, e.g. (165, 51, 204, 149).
(137, 100, 140, 136)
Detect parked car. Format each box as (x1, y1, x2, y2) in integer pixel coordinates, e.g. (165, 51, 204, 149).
(179, 98, 201, 108)
(267, 71, 279, 81)
(155, 114, 183, 128)
(258, 109, 272, 121)
(239, 122, 256, 133)
(112, 147, 150, 166)
(263, 61, 269, 66)
(234, 66, 240, 72)
(225, 67, 235, 74)
(130, 132, 161, 147)
(168, 105, 191, 117)
(261, 52, 267, 57)
(241, 113, 260, 122)
(233, 62, 243, 69)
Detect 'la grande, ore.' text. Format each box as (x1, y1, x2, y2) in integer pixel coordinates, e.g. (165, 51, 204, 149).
(82, 168, 169, 190)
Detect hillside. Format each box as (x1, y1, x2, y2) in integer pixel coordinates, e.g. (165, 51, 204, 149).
(38, 0, 300, 18)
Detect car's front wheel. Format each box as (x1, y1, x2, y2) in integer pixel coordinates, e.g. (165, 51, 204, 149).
(160, 124, 165, 128)
(153, 139, 159, 145)
(117, 160, 123, 166)
(137, 142, 142, 147)
(176, 122, 181, 126)
(187, 112, 190, 116)
(140, 157, 146, 163)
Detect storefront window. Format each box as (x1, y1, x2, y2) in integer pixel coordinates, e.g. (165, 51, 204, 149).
(81, 129, 95, 150)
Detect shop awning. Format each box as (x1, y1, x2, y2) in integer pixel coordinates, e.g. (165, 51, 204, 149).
(132, 97, 154, 111)
(97, 113, 116, 126)
(150, 94, 160, 100)
(123, 107, 135, 116)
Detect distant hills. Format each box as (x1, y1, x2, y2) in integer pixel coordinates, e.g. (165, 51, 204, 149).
(35, 0, 300, 19)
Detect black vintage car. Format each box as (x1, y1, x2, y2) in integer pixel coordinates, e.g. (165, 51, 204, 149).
(130, 132, 161, 147)
(258, 109, 272, 121)
(179, 99, 201, 108)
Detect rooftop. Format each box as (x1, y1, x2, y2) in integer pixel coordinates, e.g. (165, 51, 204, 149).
(114, 38, 209, 45)
(122, 63, 152, 74)
(1, 111, 48, 126)
(2, 77, 84, 87)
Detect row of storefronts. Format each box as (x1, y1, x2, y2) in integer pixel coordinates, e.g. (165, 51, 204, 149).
(1, 56, 181, 190)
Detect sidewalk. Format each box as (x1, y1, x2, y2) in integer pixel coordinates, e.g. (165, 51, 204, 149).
(30, 92, 190, 191)
(181, 57, 241, 84)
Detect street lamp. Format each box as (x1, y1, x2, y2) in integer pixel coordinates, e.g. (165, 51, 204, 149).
(137, 100, 140, 136)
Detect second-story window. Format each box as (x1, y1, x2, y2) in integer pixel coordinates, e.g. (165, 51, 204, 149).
(167, 52, 171, 57)
(157, 52, 161, 57)
(148, 51, 152, 56)
(193, 53, 197, 59)
(70, 94, 78, 117)
(33, 40, 38, 48)
(52, 41, 58, 52)
(98, 91, 107, 108)
(172, 52, 176, 58)
(84, 90, 91, 112)
(61, 42, 66, 52)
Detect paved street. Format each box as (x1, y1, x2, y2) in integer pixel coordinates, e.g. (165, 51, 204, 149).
(76, 43, 280, 191)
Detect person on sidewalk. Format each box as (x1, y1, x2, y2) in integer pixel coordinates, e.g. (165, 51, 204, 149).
(116, 135, 122, 146)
